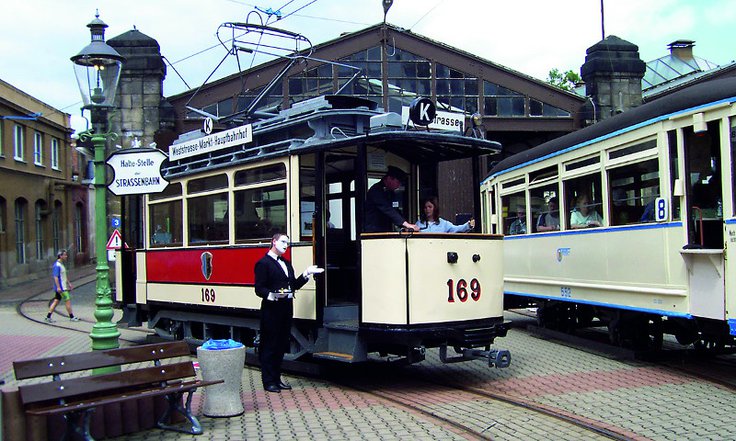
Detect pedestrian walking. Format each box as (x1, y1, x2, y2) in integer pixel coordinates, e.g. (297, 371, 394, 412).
(45, 250, 80, 322)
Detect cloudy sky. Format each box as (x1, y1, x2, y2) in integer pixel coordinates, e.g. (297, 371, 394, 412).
(2, 0, 735, 132)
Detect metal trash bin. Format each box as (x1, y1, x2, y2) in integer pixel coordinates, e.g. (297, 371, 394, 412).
(196, 339, 245, 417)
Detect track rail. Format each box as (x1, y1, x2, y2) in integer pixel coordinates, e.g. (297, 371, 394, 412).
(327, 365, 637, 441)
(15, 280, 154, 344)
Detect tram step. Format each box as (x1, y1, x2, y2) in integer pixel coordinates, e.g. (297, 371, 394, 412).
(312, 351, 355, 362)
(323, 320, 359, 331)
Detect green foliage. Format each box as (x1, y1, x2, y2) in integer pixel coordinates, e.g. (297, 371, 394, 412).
(546, 68, 582, 92)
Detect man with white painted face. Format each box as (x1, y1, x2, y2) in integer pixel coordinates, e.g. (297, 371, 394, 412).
(254, 233, 323, 393)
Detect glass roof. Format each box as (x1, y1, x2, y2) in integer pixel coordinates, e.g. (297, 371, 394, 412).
(642, 54, 719, 90)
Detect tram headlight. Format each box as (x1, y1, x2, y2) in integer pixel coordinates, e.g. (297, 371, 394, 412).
(447, 252, 458, 264)
(472, 254, 481, 263)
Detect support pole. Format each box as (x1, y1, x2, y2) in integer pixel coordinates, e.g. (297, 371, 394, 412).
(79, 126, 121, 353)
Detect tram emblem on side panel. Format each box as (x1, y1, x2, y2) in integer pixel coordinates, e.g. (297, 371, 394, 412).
(201, 252, 213, 281)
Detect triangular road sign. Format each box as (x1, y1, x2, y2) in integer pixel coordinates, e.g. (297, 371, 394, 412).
(106, 229, 123, 250)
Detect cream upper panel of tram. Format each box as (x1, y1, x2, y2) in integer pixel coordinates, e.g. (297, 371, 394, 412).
(726, 220, 736, 323)
(361, 237, 408, 325)
(503, 224, 691, 315)
(407, 236, 503, 324)
(361, 235, 504, 325)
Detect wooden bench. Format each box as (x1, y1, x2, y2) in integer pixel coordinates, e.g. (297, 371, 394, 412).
(12, 341, 223, 441)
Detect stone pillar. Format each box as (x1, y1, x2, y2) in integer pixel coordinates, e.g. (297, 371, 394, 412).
(580, 35, 646, 123)
(106, 29, 173, 250)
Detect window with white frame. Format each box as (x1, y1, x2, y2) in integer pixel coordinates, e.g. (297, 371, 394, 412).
(35, 201, 45, 259)
(13, 125, 24, 161)
(0, 121, 4, 157)
(34, 131, 43, 165)
(51, 138, 60, 169)
(15, 199, 27, 264)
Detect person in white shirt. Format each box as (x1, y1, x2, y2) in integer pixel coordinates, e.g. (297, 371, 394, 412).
(570, 193, 603, 228)
(416, 198, 474, 233)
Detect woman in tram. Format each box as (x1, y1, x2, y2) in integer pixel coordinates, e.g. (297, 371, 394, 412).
(570, 193, 603, 228)
(417, 197, 475, 233)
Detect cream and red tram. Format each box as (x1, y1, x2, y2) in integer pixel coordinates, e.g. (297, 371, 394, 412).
(117, 96, 509, 366)
(481, 77, 736, 350)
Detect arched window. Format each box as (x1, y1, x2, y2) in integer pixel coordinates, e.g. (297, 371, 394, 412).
(0, 196, 6, 233)
(15, 198, 28, 264)
(53, 201, 62, 254)
(35, 200, 47, 260)
(75, 202, 85, 253)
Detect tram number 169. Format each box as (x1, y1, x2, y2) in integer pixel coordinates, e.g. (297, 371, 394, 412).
(201, 288, 216, 303)
(447, 278, 481, 302)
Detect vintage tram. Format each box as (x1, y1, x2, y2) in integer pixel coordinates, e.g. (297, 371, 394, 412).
(116, 95, 510, 367)
(481, 77, 736, 350)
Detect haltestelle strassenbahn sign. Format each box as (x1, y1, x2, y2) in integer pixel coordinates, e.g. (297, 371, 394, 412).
(106, 148, 169, 196)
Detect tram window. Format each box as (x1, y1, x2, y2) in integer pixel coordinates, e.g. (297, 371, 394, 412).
(234, 185, 286, 242)
(668, 130, 681, 220)
(502, 192, 527, 235)
(530, 185, 559, 232)
(565, 156, 600, 172)
(149, 182, 181, 201)
(608, 159, 659, 225)
(299, 160, 316, 239)
(564, 175, 603, 229)
(188, 193, 229, 244)
(149, 200, 182, 247)
(234, 164, 286, 186)
(188, 174, 228, 194)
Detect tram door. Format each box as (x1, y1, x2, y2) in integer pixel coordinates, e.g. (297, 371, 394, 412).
(683, 122, 724, 249)
(682, 121, 726, 320)
(324, 153, 360, 306)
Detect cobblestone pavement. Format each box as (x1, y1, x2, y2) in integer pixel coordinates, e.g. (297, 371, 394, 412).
(2, 270, 735, 440)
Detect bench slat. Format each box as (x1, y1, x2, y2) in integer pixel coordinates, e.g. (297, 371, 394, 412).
(13, 341, 190, 380)
(19, 361, 196, 405)
(25, 379, 223, 416)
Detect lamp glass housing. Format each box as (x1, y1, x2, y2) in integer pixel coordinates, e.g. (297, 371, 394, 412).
(72, 47, 123, 109)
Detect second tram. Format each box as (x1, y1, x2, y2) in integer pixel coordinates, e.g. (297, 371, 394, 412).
(481, 77, 736, 350)
(117, 95, 510, 367)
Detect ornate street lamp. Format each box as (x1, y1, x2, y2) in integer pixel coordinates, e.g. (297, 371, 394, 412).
(71, 11, 125, 352)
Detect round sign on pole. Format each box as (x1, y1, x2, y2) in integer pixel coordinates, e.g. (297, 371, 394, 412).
(408, 97, 436, 126)
(203, 117, 214, 135)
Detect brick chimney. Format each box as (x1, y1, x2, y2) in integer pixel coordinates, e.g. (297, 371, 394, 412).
(668, 40, 695, 61)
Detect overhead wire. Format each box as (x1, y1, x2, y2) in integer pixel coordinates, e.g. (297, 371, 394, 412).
(407, 0, 446, 31)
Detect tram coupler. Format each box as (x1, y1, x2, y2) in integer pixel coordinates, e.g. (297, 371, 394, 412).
(439, 345, 511, 368)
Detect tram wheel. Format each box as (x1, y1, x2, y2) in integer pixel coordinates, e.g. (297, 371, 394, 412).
(575, 305, 595, 328)
(632, 316, 663, 351)
(694, 336, 724, 353)
(607, 313, 623, 346)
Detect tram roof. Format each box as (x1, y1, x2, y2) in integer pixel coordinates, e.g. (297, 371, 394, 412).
(487, 76, 736, 180)
(164, 100, 502, 178)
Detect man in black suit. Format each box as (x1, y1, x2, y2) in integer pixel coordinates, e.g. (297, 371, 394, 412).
(254, 233, 323, 393)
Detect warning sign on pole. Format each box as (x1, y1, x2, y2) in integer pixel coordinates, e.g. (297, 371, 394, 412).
(106, 229, 123, 250)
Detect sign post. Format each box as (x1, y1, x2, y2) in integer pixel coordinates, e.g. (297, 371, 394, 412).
(106, 148, 169, 196)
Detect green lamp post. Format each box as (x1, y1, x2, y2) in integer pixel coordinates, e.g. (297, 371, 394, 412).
(71, 12, 125, 351)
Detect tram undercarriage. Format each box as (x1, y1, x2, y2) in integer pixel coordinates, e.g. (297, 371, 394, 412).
(534, 300, 736, 352)
(127, 303, 510, 367)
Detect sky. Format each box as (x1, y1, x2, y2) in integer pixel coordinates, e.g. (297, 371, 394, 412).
(2, 0, 735, 134)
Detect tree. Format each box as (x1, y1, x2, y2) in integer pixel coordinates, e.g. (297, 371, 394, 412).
(546, 68, 582, 92)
